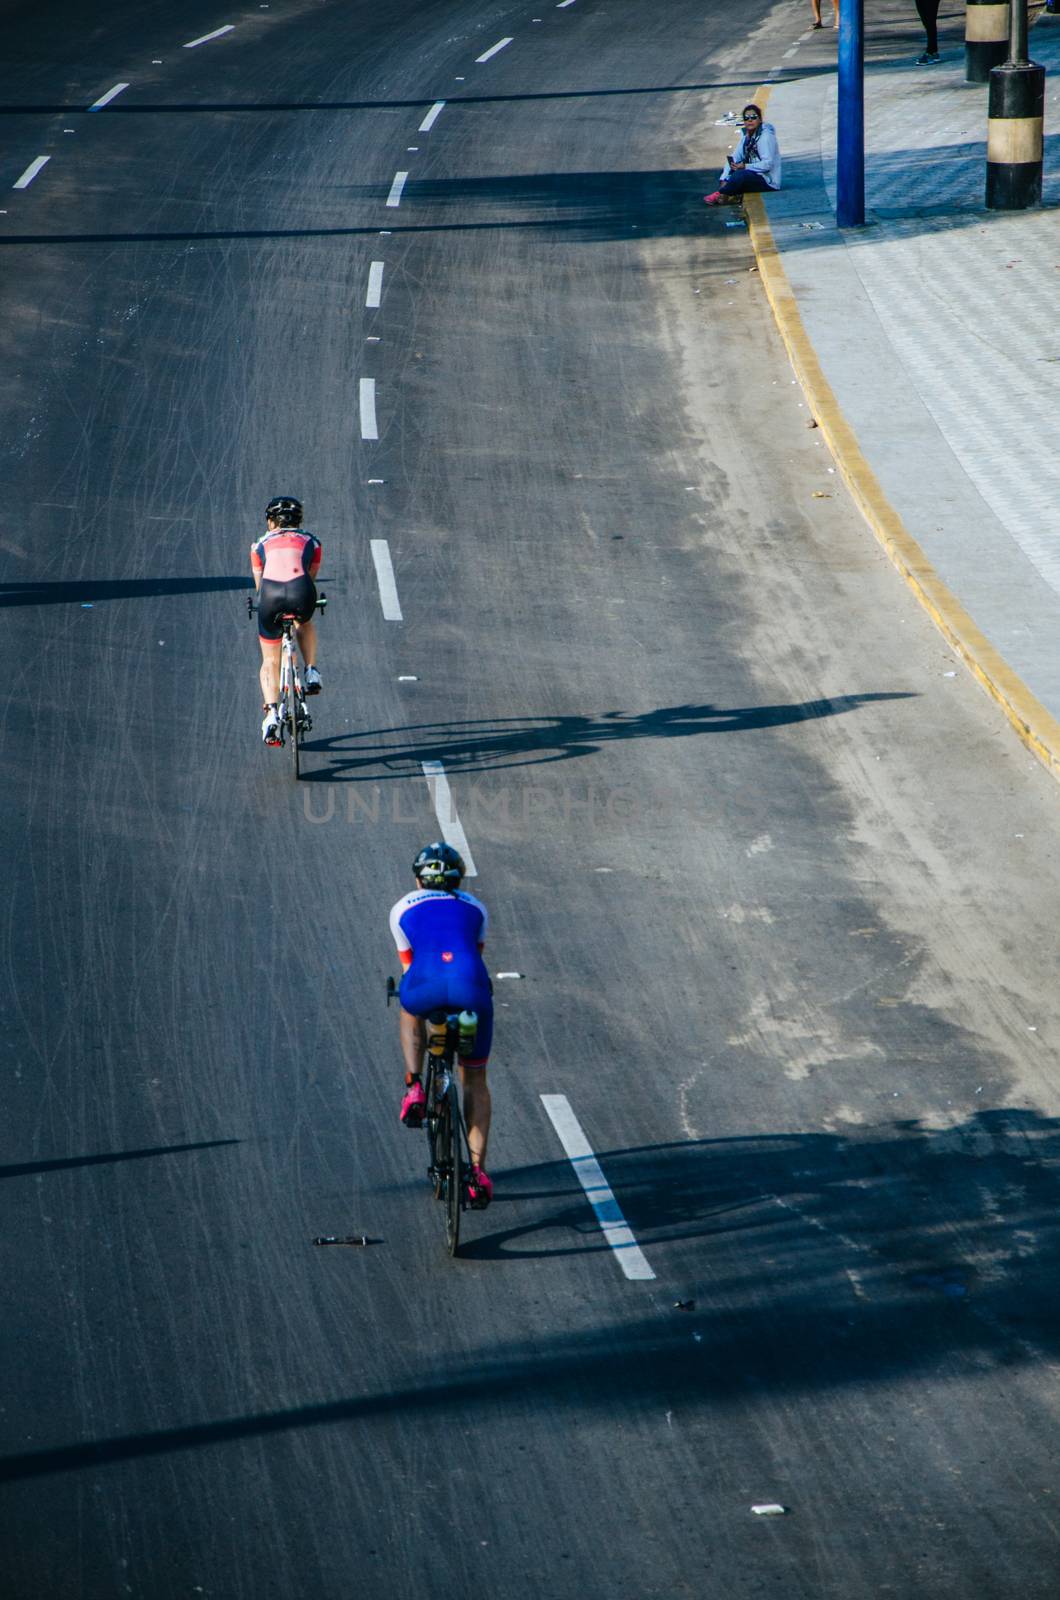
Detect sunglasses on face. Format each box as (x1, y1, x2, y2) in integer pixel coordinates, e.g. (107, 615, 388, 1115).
(743, 113, 761, 121)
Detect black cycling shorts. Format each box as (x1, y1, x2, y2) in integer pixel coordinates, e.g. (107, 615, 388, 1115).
(257, 576, 317, 642)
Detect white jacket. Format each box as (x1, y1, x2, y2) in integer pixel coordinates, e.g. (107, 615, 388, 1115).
(723, 121, 782, 189)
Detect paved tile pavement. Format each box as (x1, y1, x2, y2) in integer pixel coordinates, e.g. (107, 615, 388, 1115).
(754, 11, 1060, 729)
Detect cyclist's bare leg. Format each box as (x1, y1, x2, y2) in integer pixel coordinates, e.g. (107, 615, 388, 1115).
(460, 1066, 491, 1170)
(258, 638, 282, 705)
(294, 618, 318, 669)
(399, 1006, 425, 1079)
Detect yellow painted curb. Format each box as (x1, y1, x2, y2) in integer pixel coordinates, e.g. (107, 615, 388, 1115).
(741, 89, 1060, 783)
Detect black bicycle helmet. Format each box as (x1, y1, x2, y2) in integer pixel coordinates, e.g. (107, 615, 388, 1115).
(413, 842, 466, 889)
(265, 495, 303, 528)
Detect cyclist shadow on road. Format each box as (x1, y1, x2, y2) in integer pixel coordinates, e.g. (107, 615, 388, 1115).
(455, 1107, 1060, 1384)
(6, 1110, 1060, 1483)
(301, 693, 914, 783)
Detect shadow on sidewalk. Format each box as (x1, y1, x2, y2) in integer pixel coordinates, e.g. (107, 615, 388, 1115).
(763, 127, 1059, 254)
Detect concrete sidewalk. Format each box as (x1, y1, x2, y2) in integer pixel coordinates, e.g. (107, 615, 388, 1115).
(744, 8, 1060, 773)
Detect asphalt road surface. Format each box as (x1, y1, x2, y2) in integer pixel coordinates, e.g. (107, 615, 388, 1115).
(4, 2, 1060, 1596)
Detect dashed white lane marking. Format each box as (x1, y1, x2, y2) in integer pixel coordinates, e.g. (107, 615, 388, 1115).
(366, 261, 384, 308)
(540, 1096, 656, 1281)
(13, 157, 50, 189)
(369, 539, 403, 621)
(420, 100, 446, 132)
(184, 25, 235, 47)
(359, 378, 379, 440)
(476, 37, 513, 62)
(557, 1, 577, 8)
(782, 44, 798, 57)
(89, 83, 130, 110)
(421, 762, 478, 875)
(386, 170, 408, 207)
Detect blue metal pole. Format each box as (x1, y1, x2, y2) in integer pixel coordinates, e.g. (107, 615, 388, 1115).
(836, 0, 865, 226)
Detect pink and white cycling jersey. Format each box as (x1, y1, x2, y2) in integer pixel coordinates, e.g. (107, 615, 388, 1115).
(250, 529, 322, 583)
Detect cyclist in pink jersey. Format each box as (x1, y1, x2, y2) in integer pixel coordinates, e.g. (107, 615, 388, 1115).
(250, 496, 323, 745)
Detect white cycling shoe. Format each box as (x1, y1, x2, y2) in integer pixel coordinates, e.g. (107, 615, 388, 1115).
(261, 706, 282, 746)
(304, 666, 323, 696)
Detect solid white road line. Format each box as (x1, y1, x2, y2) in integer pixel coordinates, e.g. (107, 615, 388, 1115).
(359, 378, 379, 440)
(366, 261, 384, 308)
(419, 100, 446, 132)
(540, 1095, 656, 1281)
(369, 539, 403, 621)
(13, 157, 50, 189)
(89, 83, 130, 110)
(476, 37, 513, 62)
(386, 170, 408, 207)
(184, 25, 235, 47)
(421, 762, 478, 876)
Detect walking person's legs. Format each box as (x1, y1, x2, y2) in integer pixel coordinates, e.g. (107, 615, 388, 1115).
(915, 0, 942, 58)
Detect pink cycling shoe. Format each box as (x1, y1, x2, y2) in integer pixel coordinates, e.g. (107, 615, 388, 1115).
(400, 1079, 426, 1128)
(468, 1166, 493, 1209)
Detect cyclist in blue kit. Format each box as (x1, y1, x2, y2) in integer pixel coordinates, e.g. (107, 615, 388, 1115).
(390, 843, 494, 1208)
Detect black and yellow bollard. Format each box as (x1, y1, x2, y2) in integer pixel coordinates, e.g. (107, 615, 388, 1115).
(986, 63, 1045, 205)
(985, 0, 1045, 209)
(966, 0, 1010, 81)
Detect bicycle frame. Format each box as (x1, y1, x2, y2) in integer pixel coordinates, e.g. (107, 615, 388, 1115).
(247, 591, 326, 780)
(424, 1029, 474, 1256)
(275, 619, 306, 777)
(387, 978, 474, 1255)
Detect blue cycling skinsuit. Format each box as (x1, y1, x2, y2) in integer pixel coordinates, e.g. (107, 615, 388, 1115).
(389, 888, 493, 1065)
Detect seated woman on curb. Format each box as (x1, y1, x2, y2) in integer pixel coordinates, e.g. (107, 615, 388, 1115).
(704, 105, 782, 205)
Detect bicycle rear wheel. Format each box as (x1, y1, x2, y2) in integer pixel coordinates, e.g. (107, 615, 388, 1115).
(426, 1074, 444, 1200)
(289, 694, 301, 780)
(443, 1084, 461, 1257)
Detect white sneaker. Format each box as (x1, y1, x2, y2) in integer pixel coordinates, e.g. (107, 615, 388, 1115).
(262, 706, 282, 745)
(304, 665, 322, 695)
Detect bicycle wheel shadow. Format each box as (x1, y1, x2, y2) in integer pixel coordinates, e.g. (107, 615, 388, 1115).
(454, 1138, 776, 1263)
(455, 1112, 1060, 1314)
(298, 694, 915, 783)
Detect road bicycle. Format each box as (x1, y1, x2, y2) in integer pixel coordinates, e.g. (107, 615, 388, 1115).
(387, 976, 476, 1257)
(247, 591, 326, 780)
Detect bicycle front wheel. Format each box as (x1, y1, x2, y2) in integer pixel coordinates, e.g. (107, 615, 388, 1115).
(443, 1084, 461, 1257)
